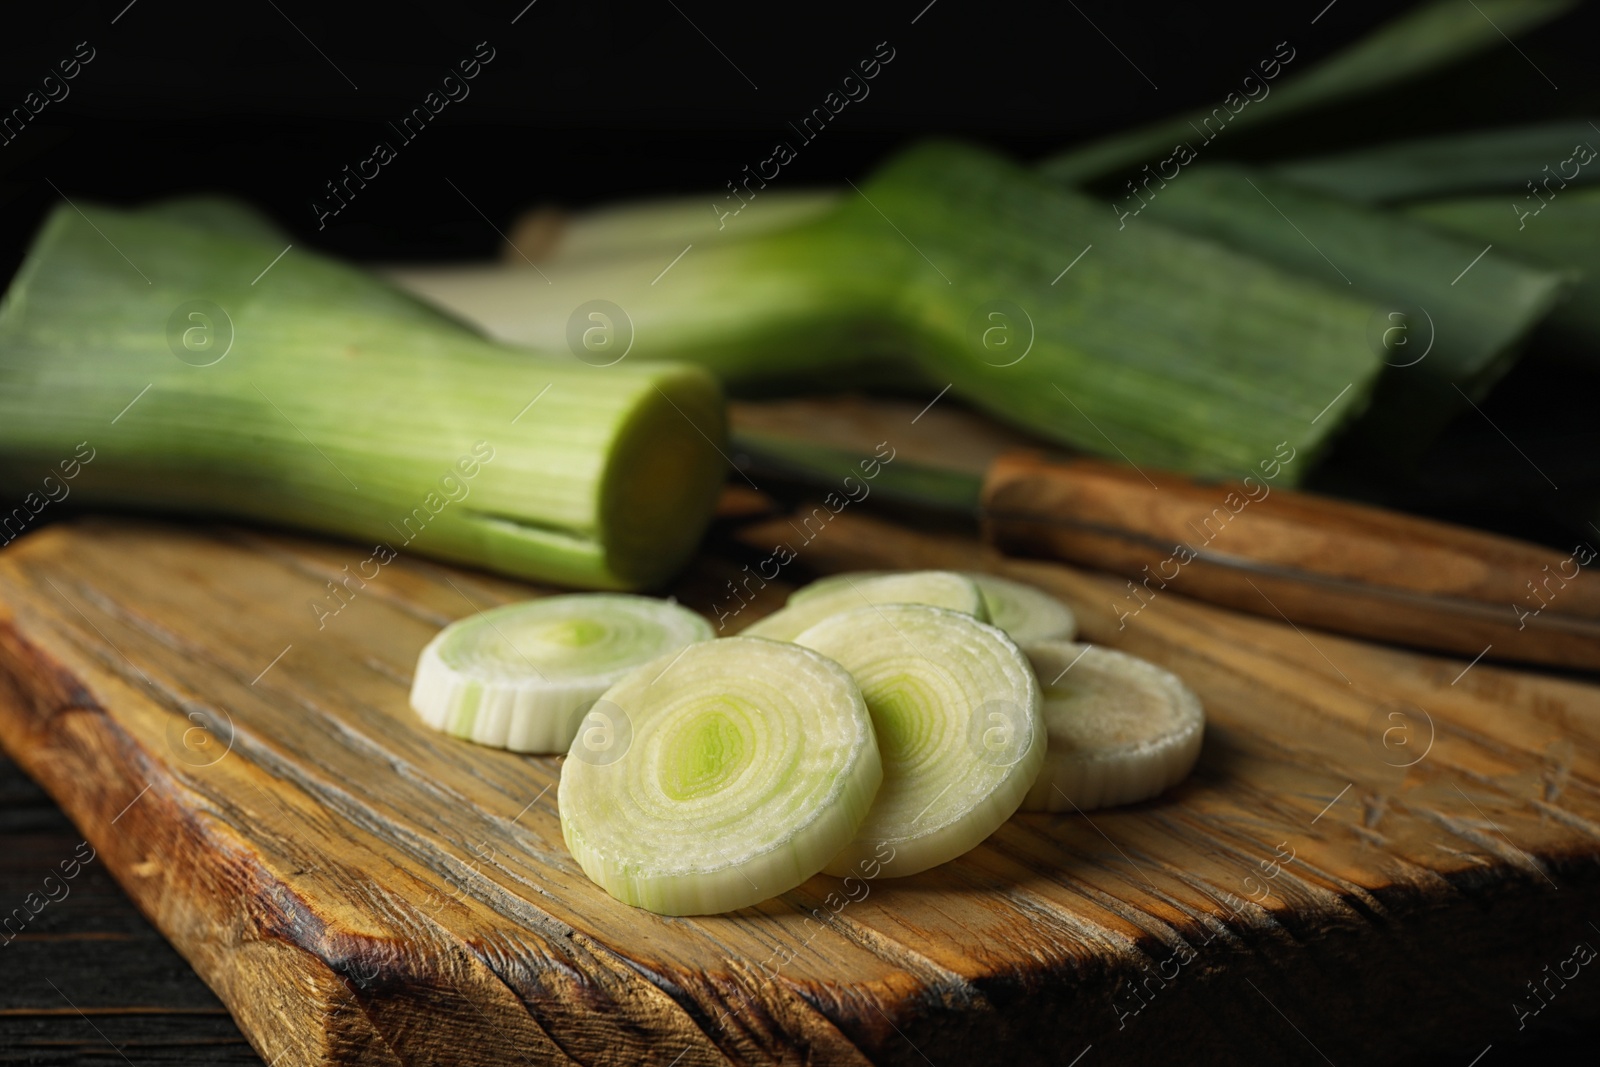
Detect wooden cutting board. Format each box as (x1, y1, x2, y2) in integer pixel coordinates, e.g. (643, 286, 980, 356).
(0, 512, 1597, 1067)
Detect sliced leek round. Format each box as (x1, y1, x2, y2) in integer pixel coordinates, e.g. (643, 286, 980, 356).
(410, 594, 712, 753)
(1019, 641, 1204, 812)
(967, 573, 1077, 644)
(558, 637, 881, 915)
(794, 604, 1043, 878)
(787, 570, 1073, 644)
(785, 570, 888, 605)
(742, 570, 988, 641)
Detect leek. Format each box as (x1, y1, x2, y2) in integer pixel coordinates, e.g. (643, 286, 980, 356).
(1274, 121, 1600, 205)
(870, 144, 1381, 477)
(0, 201, 728, 589)
(1039, 0, 1577, 186)
(1406, 188, 1600, 361)
(499, 189, 839, 266)
(1136, 165, 1569, 456)
(743, 569, 987, 641)
(1020, 641, 1204, 812)
(387, 208, 899, 390)
(794, 604, 1043, 878)
(1272, 123, 1600, 360)
(410, 595, 712, 752)
(397, 141, 1387, 483)
(557, 636, 882, 915)
(967, 573, 1078, 644)
(787, 570, 1076, 645)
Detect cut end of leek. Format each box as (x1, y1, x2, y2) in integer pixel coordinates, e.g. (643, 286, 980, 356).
(1019, 641, 1204, 812)
(742, 570, 988, 641)
(596, 366, 729, 589)
(794, 604, 1043, 878)
(411, 594, 712, 753)
(0, 199, 730, 593)
(558, 637, 882, 915)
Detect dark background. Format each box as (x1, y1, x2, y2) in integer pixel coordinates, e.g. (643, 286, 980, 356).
(1, 0, 1596, 266)
(2, 1, 1598, 1063)
(5, 0, 1600, 549)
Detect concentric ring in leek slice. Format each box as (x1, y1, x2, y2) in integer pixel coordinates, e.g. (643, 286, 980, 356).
(558, 636, 882, 915)
(795, 604, 1043, 878)
(410, 594, 712, 753)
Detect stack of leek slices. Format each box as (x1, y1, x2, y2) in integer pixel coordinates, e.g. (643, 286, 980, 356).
(409, 571, 1203, 915)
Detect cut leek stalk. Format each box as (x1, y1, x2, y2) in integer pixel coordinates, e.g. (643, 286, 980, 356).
(789, 570, 1075, 644)
(0, 201, 728, 590)
(794, 604, 1043, 878)
(410, 595, 712, 752)
(742, 570, 987, 642)
(1019, 641, 1204, 812)
(558, 637, 881, 915)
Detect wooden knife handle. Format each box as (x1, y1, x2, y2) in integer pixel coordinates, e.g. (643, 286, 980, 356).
(981, 451, 1600, 670)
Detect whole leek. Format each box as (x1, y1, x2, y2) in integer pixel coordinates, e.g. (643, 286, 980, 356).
(0, 202, 728, 590)
(397, 142, 1387, 484)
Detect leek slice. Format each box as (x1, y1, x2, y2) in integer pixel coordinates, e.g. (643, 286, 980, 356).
(966, 573, 1076, 644)
(794, 604, 1043, 878)
(741, 570, 987, 641)
(558, 637, 881, 915)
(789, 570, 1075, 644)
(410, 594, 712, 753)
(784, 569, 888, 604)
(1019, 641, 1204, 812)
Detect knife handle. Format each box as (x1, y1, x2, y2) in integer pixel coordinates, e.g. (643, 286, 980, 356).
(980, 451, 1600, 670)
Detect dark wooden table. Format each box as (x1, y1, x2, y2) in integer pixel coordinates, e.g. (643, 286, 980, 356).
(1, 749, 257, 1065)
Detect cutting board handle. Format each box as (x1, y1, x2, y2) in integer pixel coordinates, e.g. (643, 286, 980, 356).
(981, 451, 1600, 669)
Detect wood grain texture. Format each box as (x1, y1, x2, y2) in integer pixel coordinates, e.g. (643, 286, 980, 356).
(981, 451, 1600, 669)
(0, 515, 1598, 1066)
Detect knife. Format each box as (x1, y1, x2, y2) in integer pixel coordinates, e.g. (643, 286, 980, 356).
(729, 396, 1600, 670)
